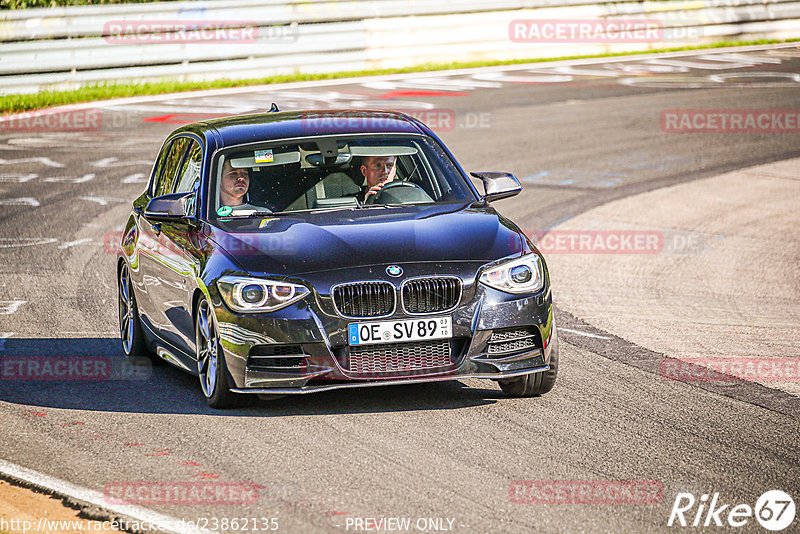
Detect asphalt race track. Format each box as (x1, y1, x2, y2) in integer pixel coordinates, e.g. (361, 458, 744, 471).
(1, 43, 799, 533)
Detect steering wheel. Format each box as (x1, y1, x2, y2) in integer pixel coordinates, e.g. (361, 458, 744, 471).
(363, 181, 427, 205)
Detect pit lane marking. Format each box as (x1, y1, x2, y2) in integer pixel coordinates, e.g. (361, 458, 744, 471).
(0, 197, 39, 207)
(122, 173, 147, 183)
(0, 238, 58, 248)
(80, 196, 128, 206)
(0, 301, 25, 315)
(92, 157, 152, 168)
(0, 238, 105, 250)
(0, 157, 65, 168)
(58, 238, 94, 249)
(44, 174, 94, 183)
(0, 173, 37, 183)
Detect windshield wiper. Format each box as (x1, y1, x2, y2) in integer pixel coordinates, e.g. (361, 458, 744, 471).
(245, 211, 282, 218)
(220, 210, 284, 218)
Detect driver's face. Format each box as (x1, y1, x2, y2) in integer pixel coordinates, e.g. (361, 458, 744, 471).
(360, 156, 396, 188)
(220, 160, 249, 205)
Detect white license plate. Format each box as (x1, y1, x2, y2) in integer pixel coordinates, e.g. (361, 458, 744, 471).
(348, 317, 452, 346)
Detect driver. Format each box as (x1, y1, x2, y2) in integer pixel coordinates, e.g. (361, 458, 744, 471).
(359, 155, 396, 203)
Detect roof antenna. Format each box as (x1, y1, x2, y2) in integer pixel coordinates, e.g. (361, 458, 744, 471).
(268, 103, 280, 113)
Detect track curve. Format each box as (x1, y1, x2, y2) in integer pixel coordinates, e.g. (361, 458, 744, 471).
(1, 44, 799, 534)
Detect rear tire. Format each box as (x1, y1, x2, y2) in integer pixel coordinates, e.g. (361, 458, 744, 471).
(195, 297, 240, 409)
(499, 329, 559, 397)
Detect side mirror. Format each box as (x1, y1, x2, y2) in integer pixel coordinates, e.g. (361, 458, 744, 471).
(470, 172, 522, 202)
(144, 191, 196, 222)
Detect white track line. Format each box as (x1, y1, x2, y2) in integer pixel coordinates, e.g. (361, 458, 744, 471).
(0, 458, 215, 534)
(559, 327, 612, 340)
(0, 42, 797, 121)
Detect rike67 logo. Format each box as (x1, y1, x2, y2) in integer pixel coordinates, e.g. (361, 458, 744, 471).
(668, 490, 795, 531)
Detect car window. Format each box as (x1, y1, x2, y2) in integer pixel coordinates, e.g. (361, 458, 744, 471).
(149, 140, 172, 197)
(211, 136, 476, 216)
(174, 140, 202, 194)
(155, 137, 191, 197)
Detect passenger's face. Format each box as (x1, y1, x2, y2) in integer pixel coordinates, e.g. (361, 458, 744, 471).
(361, 156, 396, 188)
(220, 160, 249, 204)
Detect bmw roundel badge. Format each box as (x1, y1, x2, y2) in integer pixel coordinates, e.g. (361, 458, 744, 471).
(386, 265, 403, 277)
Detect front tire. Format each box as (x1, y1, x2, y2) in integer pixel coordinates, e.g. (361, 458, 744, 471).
(499, 329, 559, 397)
(118, 263, 149, 359)
(195, 297, 239, 409)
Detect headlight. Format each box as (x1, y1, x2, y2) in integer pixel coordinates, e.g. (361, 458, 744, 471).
(217, 276, 309, 312)
(479, 253, 545, 294)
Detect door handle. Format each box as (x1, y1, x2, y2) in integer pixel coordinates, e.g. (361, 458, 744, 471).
(153, 223, 161, 236)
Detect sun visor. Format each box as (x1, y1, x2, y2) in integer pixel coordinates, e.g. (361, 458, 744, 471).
(350, 146, 418, 157)
(230, 151, 301, 168)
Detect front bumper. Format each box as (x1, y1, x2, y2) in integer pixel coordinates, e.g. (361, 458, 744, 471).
(230, 364, 550, 394)
(208, 262, 556, 394)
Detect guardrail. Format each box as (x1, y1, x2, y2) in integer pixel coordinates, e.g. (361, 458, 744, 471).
(1, 0, 799, 95)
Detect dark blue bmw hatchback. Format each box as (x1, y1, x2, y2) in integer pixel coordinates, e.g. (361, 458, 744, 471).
(117, 109, 558, 408)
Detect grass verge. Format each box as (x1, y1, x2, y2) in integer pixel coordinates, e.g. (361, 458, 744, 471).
(1, 38, 798, 114)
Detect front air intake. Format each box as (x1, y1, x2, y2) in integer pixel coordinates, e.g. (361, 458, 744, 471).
(402, 277, 461, 314)
(333, 281, 395, 318)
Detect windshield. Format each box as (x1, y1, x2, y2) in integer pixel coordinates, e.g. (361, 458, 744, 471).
(210, 135, 476, 217)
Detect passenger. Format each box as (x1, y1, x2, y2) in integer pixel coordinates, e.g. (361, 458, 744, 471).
(219, 159, 251, 207)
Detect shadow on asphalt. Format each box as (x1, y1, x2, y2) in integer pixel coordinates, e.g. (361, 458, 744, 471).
(0, 338, 503, 415)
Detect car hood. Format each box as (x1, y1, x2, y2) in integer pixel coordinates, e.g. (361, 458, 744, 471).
(209, 203, 524, 276)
